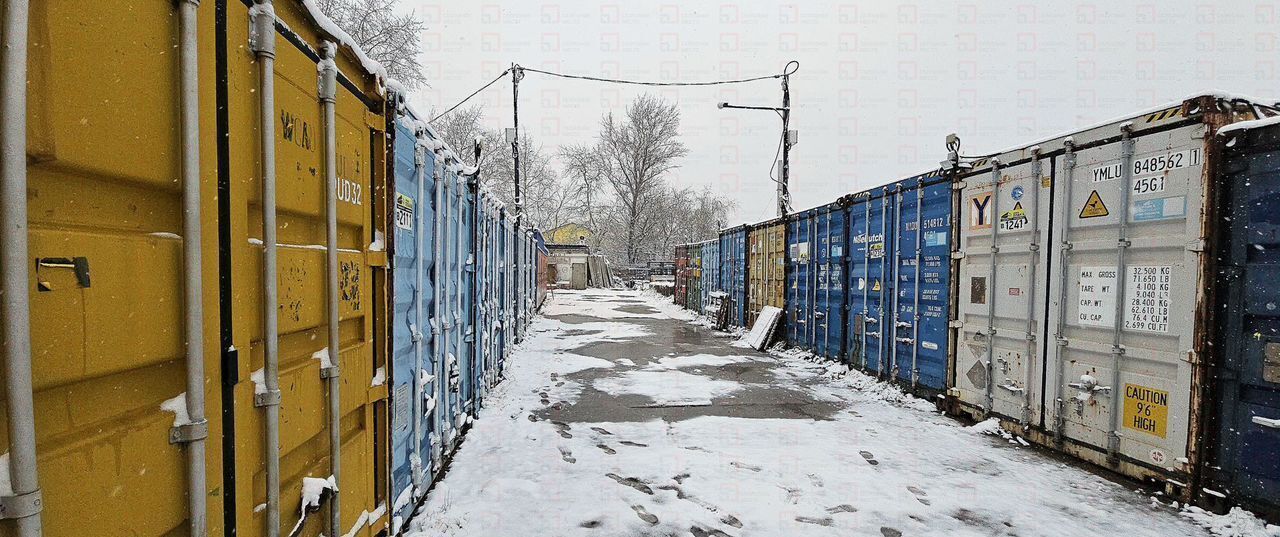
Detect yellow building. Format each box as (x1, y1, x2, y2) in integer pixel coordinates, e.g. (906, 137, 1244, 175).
(546, 222, 594, 245)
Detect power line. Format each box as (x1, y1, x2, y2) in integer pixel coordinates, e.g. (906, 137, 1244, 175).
(522, 61, 798, 87)
(430, 68, 511, 122)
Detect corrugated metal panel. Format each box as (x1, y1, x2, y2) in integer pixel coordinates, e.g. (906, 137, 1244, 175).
(891, 174, 955, 391)
(1208, 121, 1280, 517)
(701, 239, 720, 314)
(847, 188, 894, 376)
(748, 220, 787, 325)
(719, 226, 749, 327)
(674, 245, 688, 307)
(389, 117, 434, 527)
(788, 204, 850, 358)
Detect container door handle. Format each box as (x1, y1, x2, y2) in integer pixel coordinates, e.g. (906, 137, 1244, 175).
(1254, 416, 1280, 429)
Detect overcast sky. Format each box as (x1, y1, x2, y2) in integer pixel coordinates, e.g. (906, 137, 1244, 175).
(403, 1, 1278, 225)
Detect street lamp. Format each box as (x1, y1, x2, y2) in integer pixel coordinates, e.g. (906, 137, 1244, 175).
(717, 61, 799, 218)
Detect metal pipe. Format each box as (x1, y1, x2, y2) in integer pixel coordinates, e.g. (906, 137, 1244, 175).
(1022, 149, 1043, 427)
(1, 0, 45, 534)
(451, 167, 464, 419)
(984, 161, 1002, 415)
(178, 1, 208, 535)
(1052, 141, 1078, 447)
(890, 185, 903, 381)
(249, 4, 282, 535)
(411, 140, 425, 489)
(431, 150, 446, 467)
(822, 210, 832, 355)
(861, 198, 871, 370)
(318, 42, 341, 537)
(1106, 125, 1136, 464)
(911, 181, 924, 390)
(876, 191, 888, 378)
(468, 172, 479, 411)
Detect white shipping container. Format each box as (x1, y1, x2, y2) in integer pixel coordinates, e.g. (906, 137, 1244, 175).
(946, 95, 1268, 494)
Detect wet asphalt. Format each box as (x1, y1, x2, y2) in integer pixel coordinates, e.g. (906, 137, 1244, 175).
(532, 297, 841, 424)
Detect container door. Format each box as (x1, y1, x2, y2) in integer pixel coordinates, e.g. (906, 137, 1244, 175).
(847, 192, 893, 374)
(1210, 123, 1280, 507)
(1043, 124, 1206, 472)
(816, 207, 847, 359)
(390, 123, 431, 522)
(956, 153, 1052, 422)
(788, 213, 813, 346)
(737, 230, 748, 326)
(914, 178, 955, 391)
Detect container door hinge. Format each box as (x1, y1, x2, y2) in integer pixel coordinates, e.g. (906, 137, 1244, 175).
(952, 181, 968, 191)
(1187, 239, 1206, 253)
(948, 319, 964, 329)
(951, 250, 965, 260)
(0, 489, 43, 520)
(169, 418, 210, 444)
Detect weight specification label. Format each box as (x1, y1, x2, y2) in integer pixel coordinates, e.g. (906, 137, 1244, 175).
(1125, 265, 1171, 333)
(1077, 267, 1117, 327)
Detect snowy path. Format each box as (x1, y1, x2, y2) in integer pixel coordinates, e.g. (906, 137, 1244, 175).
(405, 288, 1238, 537)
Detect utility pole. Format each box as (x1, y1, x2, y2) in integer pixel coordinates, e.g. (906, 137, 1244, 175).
(716, 61, 799, 219)
(510, 63, 524, 220)
(779, 69, 791, 218)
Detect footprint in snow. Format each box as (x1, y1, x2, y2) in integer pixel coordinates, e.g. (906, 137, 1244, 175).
(907, 485, 930, 505)
(826, 504, 857, 514)
(720, 514, 742, 528)
(558, 447, 576, 464)
(807, 473, 824, 488)
(590, 426, 613, 435)
(579, 520, 601, 528)
(860, 450, 880, 466)
(880, 527, 903, 537)
(672, 473, 691, 484)
(690, 525, 731, 537)
(729, 461, 761, 472)
(631, 505, 659, 525)
(795, 516, 834, 527)
(526, 414, 539, 422)
(596, 444, 617, 455)
(605, 473, 653, 495)
(619, 440, 648, 447)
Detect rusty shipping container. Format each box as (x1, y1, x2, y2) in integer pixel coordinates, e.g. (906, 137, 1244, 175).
(946, 95, 1273, 504)
(674, 244, 690, 307)
(748, 218, 788, 326)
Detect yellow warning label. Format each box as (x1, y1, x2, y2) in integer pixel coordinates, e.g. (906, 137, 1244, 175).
(1123, 383, 1168, 438)
(1080, 190, 1109, 218)
(872, 279, 881, 292)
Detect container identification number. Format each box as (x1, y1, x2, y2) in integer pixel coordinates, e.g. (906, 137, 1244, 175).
(1132, 148, 1201, 176)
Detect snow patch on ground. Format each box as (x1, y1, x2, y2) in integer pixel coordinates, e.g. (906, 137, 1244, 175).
(1180, 506, 1280, 537)
(593, 370, 745, 406)
(645, 353, 752, 370)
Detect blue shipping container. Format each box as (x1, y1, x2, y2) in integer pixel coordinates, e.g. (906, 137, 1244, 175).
(786, 202, 848, 359)
(719, 226, 749, 327)
(887, 173, 953, 391)
(1210, 120, 1280, 516)
(846, 187, 895, 376)
(701, 239, 720, 314)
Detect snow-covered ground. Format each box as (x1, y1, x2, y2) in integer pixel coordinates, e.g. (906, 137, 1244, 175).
(405, 288, 1278, 537)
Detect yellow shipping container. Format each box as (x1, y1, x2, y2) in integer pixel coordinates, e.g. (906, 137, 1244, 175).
(8, 1, 390, 536)
(747, 218, 787, 325)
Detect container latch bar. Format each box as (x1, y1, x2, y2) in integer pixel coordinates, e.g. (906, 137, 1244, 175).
(170, 418, 210, 444)
(0, 489, 43, 520)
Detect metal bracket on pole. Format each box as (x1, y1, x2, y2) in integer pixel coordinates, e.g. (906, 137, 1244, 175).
(255, 390, 282, 407)
(321, 365, 340, 379)
(169, 418, 210, 444)
(0, 490, 43, 520)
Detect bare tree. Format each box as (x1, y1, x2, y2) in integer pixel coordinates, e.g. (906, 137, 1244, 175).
(316, 0, 426, 88)
(594, 94, 689, 263)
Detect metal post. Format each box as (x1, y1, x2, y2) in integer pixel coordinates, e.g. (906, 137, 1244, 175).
(1022, 149, 1043, 427)
(511, 64, 524, 218)
(780, 74, 791, 218)
(861, 198, 871, 370)
(1106, 125, 1136, 464)
(984, 161, 1002, 416)
(1053, 139, 1077, 447)
(890, 185, 904, 381)
(1, 0, 45, 533)
(876, 191, 888, 378)
(318, 42, 341, 537)
(411, 140, 425, 489)
(431, 149, 446, 468)
(177, 2, 209, 536)
(910, 182, 924, 389)
(250, 4, 282, 536)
